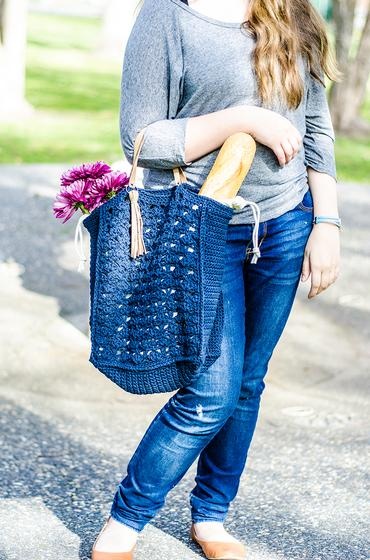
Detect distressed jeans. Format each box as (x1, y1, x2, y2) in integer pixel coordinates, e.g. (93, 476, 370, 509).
(110, 188, 314, 531)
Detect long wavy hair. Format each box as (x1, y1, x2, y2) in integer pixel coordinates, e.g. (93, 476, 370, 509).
(245, 0, 341, 109)
(135, 0, 341, 110)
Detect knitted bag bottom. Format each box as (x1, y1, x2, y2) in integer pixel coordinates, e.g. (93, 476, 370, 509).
(84, 183, 233, 395)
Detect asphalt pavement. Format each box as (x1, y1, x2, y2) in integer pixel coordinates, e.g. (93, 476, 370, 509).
(0, 164, 369, 560)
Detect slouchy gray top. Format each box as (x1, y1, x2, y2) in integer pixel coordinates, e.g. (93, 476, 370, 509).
(119, 0, 337, 224)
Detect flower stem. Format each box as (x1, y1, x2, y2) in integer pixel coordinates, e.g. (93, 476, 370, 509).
(75, 202, 90, 214)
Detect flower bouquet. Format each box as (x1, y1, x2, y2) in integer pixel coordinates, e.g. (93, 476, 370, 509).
(53, 161, 130, 271)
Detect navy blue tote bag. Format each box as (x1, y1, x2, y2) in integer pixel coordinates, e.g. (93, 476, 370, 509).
(82, 128, 234, 395)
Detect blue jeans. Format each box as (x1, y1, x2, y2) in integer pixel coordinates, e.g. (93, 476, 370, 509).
(110, 188, 314, 531)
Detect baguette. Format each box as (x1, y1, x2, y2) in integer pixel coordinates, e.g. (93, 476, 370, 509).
(199, 132, 256, 202)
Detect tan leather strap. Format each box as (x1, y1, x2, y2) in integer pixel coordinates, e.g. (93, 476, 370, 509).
(129, 127, 187, 186)
(173, 167, 187, 184)
(129, 129, 146, 186)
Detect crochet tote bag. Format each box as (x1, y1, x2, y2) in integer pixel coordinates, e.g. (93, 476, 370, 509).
(82, 128, 234, 395)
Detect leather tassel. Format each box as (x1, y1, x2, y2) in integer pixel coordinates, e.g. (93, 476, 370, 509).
(129, 189, 147, 258)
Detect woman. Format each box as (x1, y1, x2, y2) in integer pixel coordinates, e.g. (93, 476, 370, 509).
(92, 0, 341, 558)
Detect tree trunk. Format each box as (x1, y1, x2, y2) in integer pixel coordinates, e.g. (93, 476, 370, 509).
(345, 10, 370, 128)
(0, 0, 32, 120)
(0, 0, 5, 44)
(329, 0, 370, 134)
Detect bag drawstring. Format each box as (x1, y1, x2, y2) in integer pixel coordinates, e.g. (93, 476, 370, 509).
(243, 199, 261, 264)
(74, 213, 89, 273)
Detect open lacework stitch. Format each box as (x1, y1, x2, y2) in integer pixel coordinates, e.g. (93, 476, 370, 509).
(83, 182, 234, 394)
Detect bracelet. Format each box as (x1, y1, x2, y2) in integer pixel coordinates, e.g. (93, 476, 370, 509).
(312, 215, 342, 229)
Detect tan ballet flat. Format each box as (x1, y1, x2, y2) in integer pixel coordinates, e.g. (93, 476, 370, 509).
(91, 517, 136, 560)
(190, 524, 246, 560)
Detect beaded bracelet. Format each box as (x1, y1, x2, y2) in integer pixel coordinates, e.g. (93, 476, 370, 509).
(313, 216, 342, 229)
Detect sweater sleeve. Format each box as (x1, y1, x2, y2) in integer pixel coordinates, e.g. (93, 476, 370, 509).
(119, 0, 191, 169)
(303, 73, 337, 182)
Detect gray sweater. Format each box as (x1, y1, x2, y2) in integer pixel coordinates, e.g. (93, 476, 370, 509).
(119, 0, 337, 224)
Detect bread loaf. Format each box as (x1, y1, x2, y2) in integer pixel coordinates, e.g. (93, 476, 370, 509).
(199, 132, 256, 202)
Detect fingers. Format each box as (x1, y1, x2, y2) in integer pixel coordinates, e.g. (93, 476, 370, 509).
(291, 135, 301, 153)
(282, 138, 300, 162)
(274, 144, 287, 167)
(308, 263, 340, 299)
(276, 132, 302, 166)
(280, 140, 295, 164)
(308, 268, 321, 299)
(301, 254, 310, 282)
(316, 269, 331, 295)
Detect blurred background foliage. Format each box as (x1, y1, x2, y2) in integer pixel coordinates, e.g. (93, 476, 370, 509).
(0, 0, 369, 182)
(312, 0, 333, 19)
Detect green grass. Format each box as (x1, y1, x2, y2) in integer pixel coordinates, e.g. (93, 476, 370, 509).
(0, 13, 123, 164)
(335, 93, 370, 182)
(0, 12, 369, 183)
(27, 13, 101, 52)
(335, 136, 370, 182)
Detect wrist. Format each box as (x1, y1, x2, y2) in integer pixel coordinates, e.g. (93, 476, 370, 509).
(240, 105, 260, 137)
(313, 209, 339, 218)
(313, 222, 340, 231)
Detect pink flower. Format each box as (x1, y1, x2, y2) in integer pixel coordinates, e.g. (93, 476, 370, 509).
(54, 163, 130, 223)
(53, 179, 91, 223)
(60, 161, 112, 187)
(90, 171, 130, 206)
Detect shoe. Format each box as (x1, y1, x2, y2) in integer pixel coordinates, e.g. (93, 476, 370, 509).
(190, 523, 246, 560)
(91, 517, 136, 560)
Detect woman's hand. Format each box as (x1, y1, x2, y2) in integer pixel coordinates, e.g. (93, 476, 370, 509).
(301, 223, 341, 299)
(246, 107, 303, 166)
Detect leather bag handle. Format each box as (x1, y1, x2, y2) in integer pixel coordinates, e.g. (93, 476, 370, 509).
(129, 127, 187, 186)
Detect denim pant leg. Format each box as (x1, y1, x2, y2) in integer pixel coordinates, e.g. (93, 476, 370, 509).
(110, 227, 247, 532)
(190, 195, 314, 523)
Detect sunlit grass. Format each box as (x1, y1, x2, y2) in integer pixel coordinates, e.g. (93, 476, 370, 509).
(0, 13, 123, 164)
(27, 13, 102, 52)
(26, 61, 121, 112)
(0, 111, 122, 163)
(335, 136, 370, 182)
